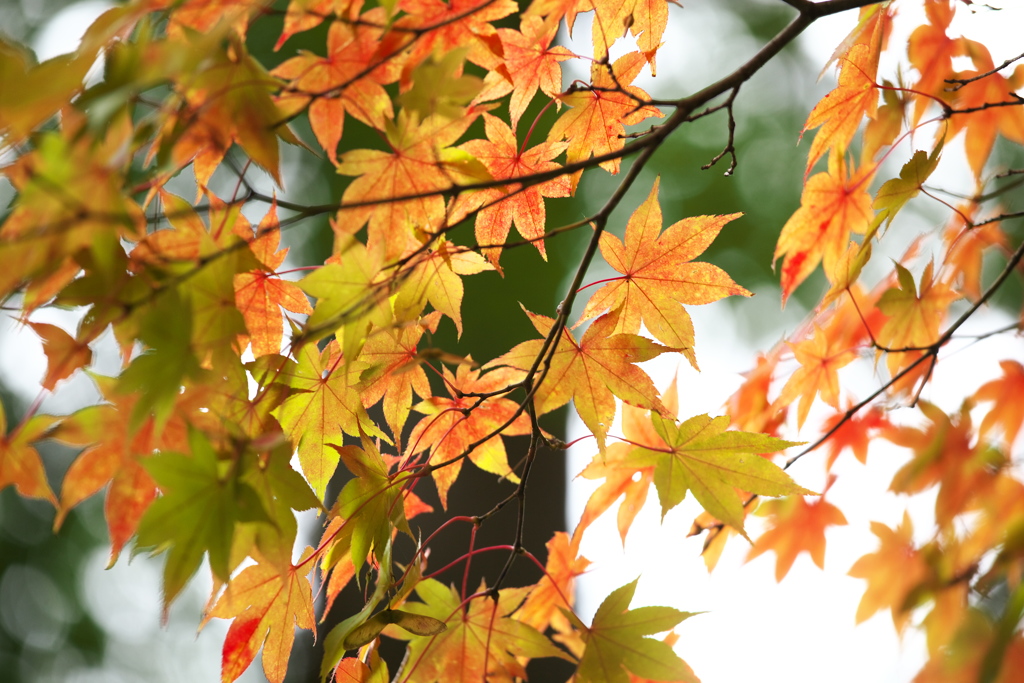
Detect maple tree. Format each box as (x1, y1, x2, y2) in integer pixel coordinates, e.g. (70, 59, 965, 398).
(2, 0, 1024, 681)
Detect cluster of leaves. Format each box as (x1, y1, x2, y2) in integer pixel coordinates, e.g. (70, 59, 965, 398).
(2, 0, 1024, 680)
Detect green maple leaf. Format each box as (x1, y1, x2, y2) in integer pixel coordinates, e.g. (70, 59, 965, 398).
(117, 288, 203, 431)
(570, 578, 698, 683)
(136, 428, 269, 613)
(629, 413, 810, 537)
(332, 436, 411, 575)
(873, 141, 942, 227)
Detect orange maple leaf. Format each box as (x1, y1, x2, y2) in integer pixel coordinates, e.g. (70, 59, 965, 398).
(233, 205, 313, 357)
(395, 0, 518, 76)
(907, 0, 965, 125)
(726, 351, 786, 436)
(579, 178, 749, 368)
(586, 0, 668, 73)
(516, 531, 591, 634)
(337, 110, 478, 260)
(208, 552, 316, 683)
(456, 113, 570, 265)
(776, 324, 858, 429)
(885, 402, 995, 529)
(947, 40, 1024, 178)
(27, 322, 92, 391)
(272, 10, 399, 163)
(746, 481, 847, 582)
(474, 16, 574, 130)
(358, 314, 440, 444)
(774, 153, 874, 305)
(574, 377, 681, 544)
(803, 41, 879, 173)
(975, 360, 1024, 449)
(488, 308, 672, 452)
(0, 408, 58, 505)
(51, 375, 192, 562)
(822, 404, 889, 469)
(405, 364, 529, 508)
(942, 206, 1007, 301)
(848, 511, 931, 631)
(548, 52, 662, 189)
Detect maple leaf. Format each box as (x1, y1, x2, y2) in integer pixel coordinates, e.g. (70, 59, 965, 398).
(336, 110, 479, 260)
(395, 0, 518, 76)
(774, 153, 875, 305)
(776, 324, 858, 429)
(274, 0, 338, 50)
(455, 113, 570, 265)
(392, 238, 495, 336)
(822, 404, 889, 469)
(516, 531, 591, 634)
(297, 236, 391, 358)
(51, 380, 191, 563)
(27, 321, 92, 391)
(0, 126, 145, 302)
(334, 437, 413, 574)
(873, 143, 942, 227)
(358, 315, 439, 443)
(392, 579, 570, 682)
(875, 261, 960, 376)
(587, 0, 668, 74)
(548, 52, 662, 189)
(947, 40, 1024, 178)
(848, 511, 931, 631)
(575, 376, 681, 543)
(802, 41, 879, 173)
(271, 343, 383, 498)
(174, 36, 299, 184)
(272, 10, 399, 164)
(233, 205, 314, 357)
(746, 479, 848, 582)
(135, 428, 269, 613)
(975, 360, 1024, 449)
(0, 404, 58, 505)
(886, 401, 1001, 528)
(474, 16, 573, 130)
(208, 550, 316, 683)
(405, 364, 529, 508)
(942, 207, 1007, 300)
(568, 578, 698, 683)
(907, 0, 964, 124)
(726, 351, 786, 436)
(629, 411, 809, 537)
(487, 308, 672, 452)
(579, 178, 750, 368)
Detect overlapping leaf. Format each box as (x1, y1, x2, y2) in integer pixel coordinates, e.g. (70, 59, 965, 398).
(488, 308, 672, 452)
(548, 52, 662, 189)
(580, 178, 749, 368)
(628, 411, 809, 536)
(405, 364, 529, 508)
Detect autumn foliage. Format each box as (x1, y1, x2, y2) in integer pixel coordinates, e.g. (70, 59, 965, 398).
(3, 0, 1024, 681)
